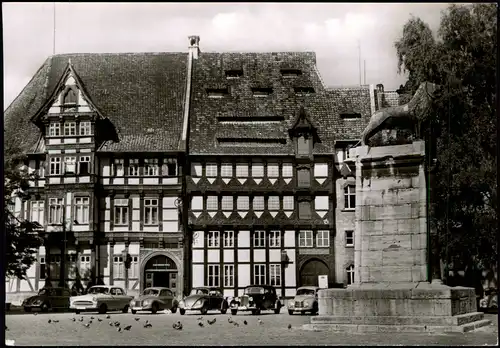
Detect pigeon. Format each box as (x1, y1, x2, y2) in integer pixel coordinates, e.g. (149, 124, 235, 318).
(145, 320, 150, 325)
(172, 321, 182, 330)
(288, 324, 292, 330)
(258, 318, 263, 325)
(197, 317, 203, 321)
(79, 317, 84, 322)
(228, 317, 234, 324)
(70, 318, 76, 322)
(117, 327, 122, 332)
(53, 319, 59, 323)
(89, 320, 93, 324)
(109, 322, 114, 326)
(90, 316, 95, 320)
(134, 317, 140, 321)
(198, 322, 204, 327)
(97, 318, 103, 322)
(106, 315, 111, 319)
(124, 325, 132, 331)
(207, 318, 216, 325)
(114, 322, 121, 327)
(48, 319, 52, 324)
(243, 320, 248, 325)
(33, 312, 38, 316)
(144, 322, 152, 328)
(233, 322, 240, 327)
(84, 323, 90, 328)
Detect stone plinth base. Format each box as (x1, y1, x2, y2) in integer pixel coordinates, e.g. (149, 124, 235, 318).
(304, 282, 491, 333)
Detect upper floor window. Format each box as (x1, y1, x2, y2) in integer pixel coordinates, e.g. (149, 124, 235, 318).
(283, 196, 294, 210)
(64, 122, 76, 136)
(113, 159, 124, 176)
(269, 231, 281, 247)
(253, 230, 266, 248)
(206, 163, 218, 177)
(236, 164, 248, 178)
(63, 87, 78, 105)
(74, 197, 90, 224)
(38, 160, 46, 178)
(221, 196, 233, 211)
(253, 196, 264, 211)
(79, 156, 91, 175)
(49, 198, 63, 224)
(206, 196, 218, 211)
(221, 164, 233, 178)
(144, 198, 158, 225)
(267, 163, 279, 178)
(128, 159, 139, 176)
(237, 196, 249, 211)
(268, 196, 280, 210)
(282, 163, 293, 178)
(64, 156, 76, 174)
(50, 157, 61, 175)
(207, 231, 220, 248)
(114, 199, 129, 226)
(346, 231, 354, 247)
(299, 230, 313, 247)
(144, 159, 159, 176)
(223, 231, 234, 247)
(252, 163, 264, 178)
(79, 121, 92, 136)
(298, 201, 311, 220)
(317, 230, 330, 247)
(297, 136, 311, 155)
(31, 201, 44, 225)
(297, 168, 311, 188)
(49, 123, 61, 137)
(163, 159, 177, 177)
(344, 185, 356, 210)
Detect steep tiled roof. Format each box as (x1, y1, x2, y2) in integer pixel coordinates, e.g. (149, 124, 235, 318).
(189, 51, 372, 155)
(5, 52, 188, 153)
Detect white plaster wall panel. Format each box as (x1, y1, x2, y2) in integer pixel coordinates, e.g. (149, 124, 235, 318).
(80, 137, 92, 143)
(132, 222, 140, 231)
(101, 158, 110, 176)
(285, 249, 296, 263)
(64, 177, 76, 184)
(105, 197, 111, 209)
(104, 222, 111, 232)
(315, 196, 329, 210)
(314, 163, 328, 177)
(163, 197, 177, 208)
(113, 243, 125, 254)
(65, 138, 77, 144)
(238, 249, 250, 262)
(49, 177, 61, 184)
(112, 178, 124, 185)
(48, 149, 61, 154)
(191, 196, 203, 210)
(132, 210, 140, 221)
(65, 149, 77, 154)
(20, 281, 32, 292)
(162, 178, 178, 185)
(284, 230, 295, 247)
(192, 163, 202, 176)
(100, 245, 110, 276)
(192, 265, 205, 287)
(238, 289, 245, 296)
(80, 148, 92, 153)
(238, 230, 250, 248)
(132, 197, 140, 209)
(113, 227, 128, 232)
(73, 225, 89, 232)
(39, 246, 46, 256)
(163, 209, 178, 220)
(102, 178, 109, 185)
(285, 288, 297, 297)
(143, 178, 158, 185)
(207, 250, 220, 263)
(48, 107, 60, 114)
(269, 249, 281, 262)
(253, 249, 266, 263)
(238, 264, 250, 287)
(114, 280, 125, 289)
(223, 249, 234, 262)
(143, 226, 160, 232)
(224, 290, 234, 298)
(128, 243, 140, 254)
(79, 106, 92, 113)
(48, 139, 61, 145)
(284, 265, 296, 288)
(128, 178, 139, 185)
(163, 221, 178, 232)
(192, 250, 204, 263)
(78, 90, 88, 105)
(26, 263, 36, 277)
(193, 231, 204, 248)
(65, 76, 76, 85)
(80, 176, 90, 183)
(104, 210, 110, 221)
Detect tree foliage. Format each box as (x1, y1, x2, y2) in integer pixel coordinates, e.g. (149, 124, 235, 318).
(5, 144, 43, 279)
(394, 4, 497, 270)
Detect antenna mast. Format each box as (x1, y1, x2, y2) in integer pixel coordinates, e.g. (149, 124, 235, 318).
(358, 40, 362, 86)
(364, 60, 366, 85)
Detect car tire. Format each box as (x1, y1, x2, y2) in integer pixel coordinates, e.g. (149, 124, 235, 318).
(312, 303, 319, 315)
(231, 309, 238, 316)
(98, 304, 107, 314)
(252, 309, 261, 315)
(274, 306, 281, 314)
(122, 305, 129, 314)
(288, 310, 294, 315)
(151, 303, 159, 314)
(131, 309, 137, 314)
(170, 305, 177, 314)
(179, 308, 186, 315)
(200, 305, 208, 315)
(75, 310, 81, 315)
(24, 307, 31, 313)
(41, 302, 50, 313)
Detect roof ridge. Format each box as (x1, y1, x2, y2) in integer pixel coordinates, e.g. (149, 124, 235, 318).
(47, 52, 187, 58)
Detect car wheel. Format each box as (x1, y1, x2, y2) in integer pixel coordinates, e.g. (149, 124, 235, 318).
(220, 308, 227, 314)
(151, 303, 159, 314)
(179, 308, 186, 315)
(231, 309, 238, 316)
(131, 309, 137, 314)
(170, 305, 177, 314)
(41, 302, 50, 313)
(75, 310, 81, 315)
(312, 303, 319, 315)
(98, 304, 107, 314)
(274, 305, 281, 314)
(200, 305, 208, 315)
(24, 307, 31, 313)
(288, 310, 294, 315)
(122, 305, 129, 314)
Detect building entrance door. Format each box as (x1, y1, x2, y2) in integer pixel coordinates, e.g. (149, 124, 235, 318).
(299, 259, 329, 287)
(144, 255, 178, 289)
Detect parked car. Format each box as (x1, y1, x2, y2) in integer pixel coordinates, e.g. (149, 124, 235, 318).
(178, 287, 229, 315)
(287, 286, 320, 315)
(230, 285, 282, 315)
(22, 287, 71, 313)
(70, 285, 133, 314)
(130, 287, 179, 314)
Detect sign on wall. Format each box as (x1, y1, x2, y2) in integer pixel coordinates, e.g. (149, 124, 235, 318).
(318, 275, 328, 289)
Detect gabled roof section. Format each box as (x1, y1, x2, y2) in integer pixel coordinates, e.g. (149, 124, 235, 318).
(30, 59, 105, 125)
(288, 106, 320, 143)
(5, 52, 188, 153)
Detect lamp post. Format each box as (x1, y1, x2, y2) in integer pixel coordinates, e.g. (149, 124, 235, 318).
(122, 249, 132, 292)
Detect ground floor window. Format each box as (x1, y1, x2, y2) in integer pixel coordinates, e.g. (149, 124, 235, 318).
(269, 264, 281, 286)
(347, 265, 355, 285)
(224, 264, 234, 287)
(113, 256, 125, 279)
(208, 264, 220, 287)
(253, 264, 266, 285)
(129, 256, 139, 278)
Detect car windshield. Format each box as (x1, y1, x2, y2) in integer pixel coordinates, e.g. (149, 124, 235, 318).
(190, 288, 209, 296)
(38, 289, 49, 295)
(297, 288, 316, 296)
(87, 287, 110, 295)
(143, 289, 160, 296)
(245, 287, 265, 294)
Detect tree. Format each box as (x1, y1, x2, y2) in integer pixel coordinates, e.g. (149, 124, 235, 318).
(4, 144, 43, 279)
(394, 4, 497, 275)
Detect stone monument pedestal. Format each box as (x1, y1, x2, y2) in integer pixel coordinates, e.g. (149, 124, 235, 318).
(304, 141, 490, 333)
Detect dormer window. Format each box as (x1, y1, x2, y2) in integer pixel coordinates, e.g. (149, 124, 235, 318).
(225, 70, 243, 79)
(297, 136, 311, 155)
(281, 69, 302, 78)
(340, 112, 362, 119)
(294, 87, 315, 95)
(252, 88, 273, 97)
(206, 88, 229, 98)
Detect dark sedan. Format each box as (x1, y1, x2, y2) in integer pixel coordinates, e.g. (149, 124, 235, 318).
(22, 287, 71, 312)
(230, 285, 282, 315)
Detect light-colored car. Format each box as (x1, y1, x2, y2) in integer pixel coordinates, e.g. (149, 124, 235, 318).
(130, 287, 179, 314)
(178, 287, 229, 315)
(287, 286, 321, 315)
(70, 285, 134, 314)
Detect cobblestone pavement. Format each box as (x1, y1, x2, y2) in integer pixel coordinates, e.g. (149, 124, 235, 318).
(5, 310, 498, 346)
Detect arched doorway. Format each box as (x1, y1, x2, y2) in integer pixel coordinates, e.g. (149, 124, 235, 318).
(299, 259, 329, 287)
(143, 255, 178, 294)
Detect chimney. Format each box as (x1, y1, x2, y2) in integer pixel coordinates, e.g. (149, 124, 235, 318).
(188, 35, 200, 60)
(375, 83, 384, 110)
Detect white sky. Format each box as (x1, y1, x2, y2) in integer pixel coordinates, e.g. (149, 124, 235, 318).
(3, 2, 448, 110)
